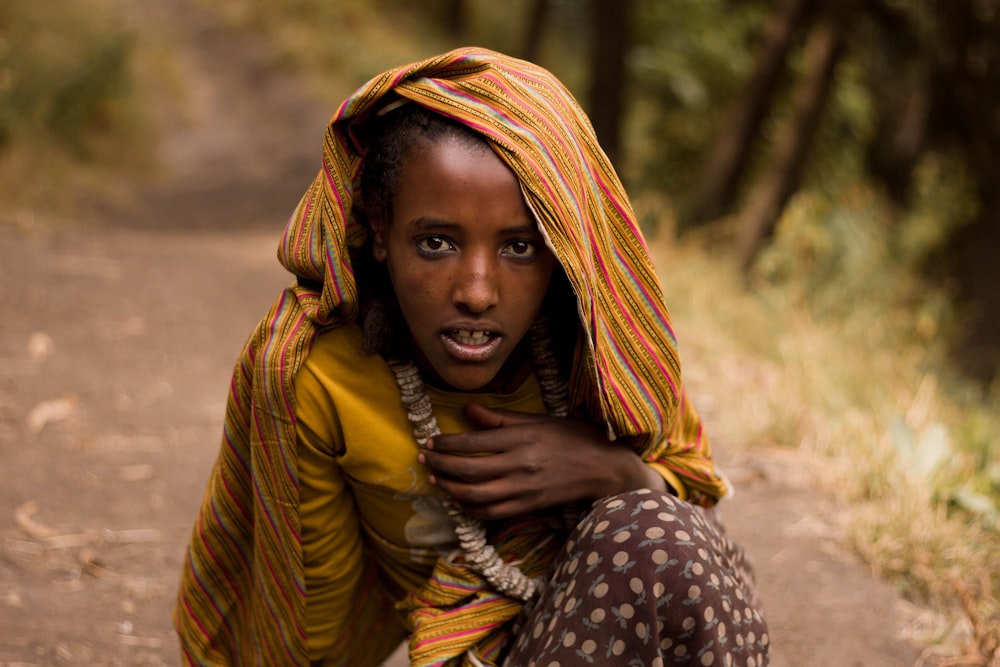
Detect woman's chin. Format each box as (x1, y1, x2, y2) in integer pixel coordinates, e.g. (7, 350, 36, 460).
(417, 344, 530, 393)
(425, 368, 501, 393)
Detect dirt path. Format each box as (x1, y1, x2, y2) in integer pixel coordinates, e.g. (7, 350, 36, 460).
(0, 2, 925, 665)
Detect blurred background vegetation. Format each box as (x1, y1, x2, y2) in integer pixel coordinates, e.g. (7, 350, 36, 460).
(2, 0, 997, 662)
(0, 0, 158, 214)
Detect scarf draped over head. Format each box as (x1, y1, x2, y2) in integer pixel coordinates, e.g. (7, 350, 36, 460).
(174, 47, 727, 667)
(282, 46, 699, 456)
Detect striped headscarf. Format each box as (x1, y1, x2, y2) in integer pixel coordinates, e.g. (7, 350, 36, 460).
(175, 47, 726, 666)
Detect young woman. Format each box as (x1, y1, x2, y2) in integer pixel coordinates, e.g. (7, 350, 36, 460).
(174, 48, 768, 667)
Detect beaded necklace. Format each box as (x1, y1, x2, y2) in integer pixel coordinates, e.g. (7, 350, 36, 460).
(387, 317, 569, 601)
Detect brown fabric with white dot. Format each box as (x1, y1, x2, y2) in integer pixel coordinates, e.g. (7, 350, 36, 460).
(503, 489, 769, 666)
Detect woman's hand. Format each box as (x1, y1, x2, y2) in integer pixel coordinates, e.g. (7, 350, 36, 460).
(418, 403, 666, 520)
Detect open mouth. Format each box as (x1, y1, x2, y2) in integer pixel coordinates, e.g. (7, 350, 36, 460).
(450, 329, 494, 346)
(442, 329, 502, 362)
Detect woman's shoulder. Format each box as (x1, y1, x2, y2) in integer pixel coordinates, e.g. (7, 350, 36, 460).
(307, 322, 367, 363)
(297, 322, 396, 396)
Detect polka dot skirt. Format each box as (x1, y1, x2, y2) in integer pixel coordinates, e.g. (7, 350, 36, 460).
(503, 489, 769, 666)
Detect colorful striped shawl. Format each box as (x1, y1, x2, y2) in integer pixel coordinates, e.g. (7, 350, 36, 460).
(174, 47, 726, 666)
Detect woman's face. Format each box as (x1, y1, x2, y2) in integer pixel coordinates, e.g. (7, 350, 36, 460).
(371, 136, 556, 392)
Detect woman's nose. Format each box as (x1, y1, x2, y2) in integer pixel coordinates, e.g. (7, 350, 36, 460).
(453, 254, 499, 313)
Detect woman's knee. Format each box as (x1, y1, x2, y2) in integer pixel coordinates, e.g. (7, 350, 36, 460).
(570, 489, 713, 560)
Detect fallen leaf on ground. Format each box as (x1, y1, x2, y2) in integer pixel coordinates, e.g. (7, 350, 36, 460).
(13, 500, 58, 539)
(26, 331, 55, 361)
(25, 394, 78, 435)
(43, 532, 100, 550)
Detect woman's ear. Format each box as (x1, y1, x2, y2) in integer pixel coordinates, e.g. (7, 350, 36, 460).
(371, 225, 388, 262)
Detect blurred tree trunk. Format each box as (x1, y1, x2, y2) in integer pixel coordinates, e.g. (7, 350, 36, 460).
(863, 0, 929, 206)
(687, 0, 813, 227)
(735, 1, 856, 275)
(922, 0, 1000, 384)
(520, 0, 550, 63)
(867, 73, 930, 206)
(445, 0, 469, 43)
(586, 0, 634, 166)
(943, 185, 1000, 384)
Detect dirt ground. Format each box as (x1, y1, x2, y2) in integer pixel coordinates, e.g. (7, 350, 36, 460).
(0, 2, 928, 665)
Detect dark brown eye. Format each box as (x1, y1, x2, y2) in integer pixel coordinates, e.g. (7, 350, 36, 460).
(416, 235, 454, 254)
(504, 240, 537, 258)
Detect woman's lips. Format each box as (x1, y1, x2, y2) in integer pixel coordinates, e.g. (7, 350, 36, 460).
(441, 329, 502, 362)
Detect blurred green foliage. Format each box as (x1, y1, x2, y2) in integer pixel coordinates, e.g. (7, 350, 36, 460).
(628, 0, 765, 194)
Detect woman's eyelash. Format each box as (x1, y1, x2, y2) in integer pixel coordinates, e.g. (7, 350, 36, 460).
(416, 235, 455, 253)
(504, 240, 539, 258)
(414, 236, 540, 257)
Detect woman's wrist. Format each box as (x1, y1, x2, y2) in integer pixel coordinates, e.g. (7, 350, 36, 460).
(633, 458, 669, 494)
(598, 448, 668, 497)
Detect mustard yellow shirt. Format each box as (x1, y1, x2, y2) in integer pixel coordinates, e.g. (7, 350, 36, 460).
(294, 323, 548, 660)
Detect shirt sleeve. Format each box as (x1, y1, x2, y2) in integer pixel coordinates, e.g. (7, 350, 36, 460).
(294, 359, 365, 661)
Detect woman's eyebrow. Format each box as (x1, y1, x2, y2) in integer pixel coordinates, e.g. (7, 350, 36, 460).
(410, 216, 459, 230)
(501, 224, 542, 235)
(410, 217, 540, 235)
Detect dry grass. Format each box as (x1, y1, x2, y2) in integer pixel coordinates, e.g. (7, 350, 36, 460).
(643, 188, 1000, 665)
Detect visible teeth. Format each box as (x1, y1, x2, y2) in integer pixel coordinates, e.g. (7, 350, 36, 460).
(452, 329, 491, 345)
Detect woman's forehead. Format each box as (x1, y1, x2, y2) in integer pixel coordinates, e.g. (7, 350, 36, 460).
(391, 137, 537, 230)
